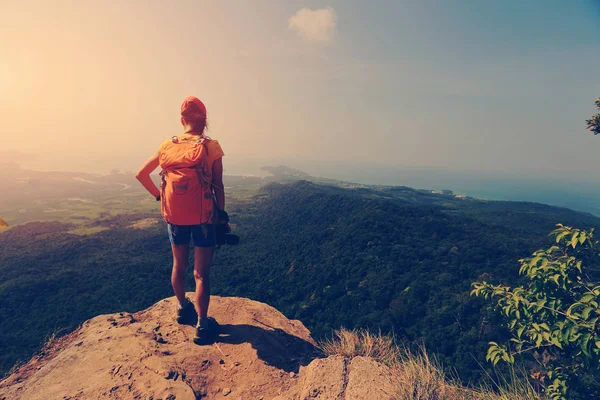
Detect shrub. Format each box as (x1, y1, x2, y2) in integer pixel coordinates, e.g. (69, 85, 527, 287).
(586, 98, 600, 135)
(472, 224, 600, 399)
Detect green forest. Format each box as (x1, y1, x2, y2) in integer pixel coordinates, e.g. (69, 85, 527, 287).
(2, 179, 600, 390)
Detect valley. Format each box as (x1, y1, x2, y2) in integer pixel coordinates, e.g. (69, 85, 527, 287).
(2, 166, 600, 390)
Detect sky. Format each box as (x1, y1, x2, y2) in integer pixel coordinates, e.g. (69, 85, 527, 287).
(1, 0, 600, 177)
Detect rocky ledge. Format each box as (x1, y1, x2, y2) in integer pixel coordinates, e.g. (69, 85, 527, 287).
(0, 295, 397, 400)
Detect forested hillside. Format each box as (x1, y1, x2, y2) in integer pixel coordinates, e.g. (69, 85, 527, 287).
(215, 181, 600, 383)
(2, 180, 600, 384)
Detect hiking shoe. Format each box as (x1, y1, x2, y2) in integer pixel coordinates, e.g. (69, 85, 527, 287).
(193, 317, 219, 345)
(176, 298, 197, 325)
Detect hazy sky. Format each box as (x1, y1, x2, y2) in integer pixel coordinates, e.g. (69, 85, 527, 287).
(1, 0, 600, 176)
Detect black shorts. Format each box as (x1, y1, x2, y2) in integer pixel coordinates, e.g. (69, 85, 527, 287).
(167, 224, 215, 248)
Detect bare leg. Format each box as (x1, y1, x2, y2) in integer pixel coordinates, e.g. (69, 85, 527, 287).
(194, 246, 214, 321)
(171, 244, 189, 305)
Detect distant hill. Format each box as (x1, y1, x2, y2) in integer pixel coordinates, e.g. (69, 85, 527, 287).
(0, 151, 37, 164)
(262, 165, 311, 180)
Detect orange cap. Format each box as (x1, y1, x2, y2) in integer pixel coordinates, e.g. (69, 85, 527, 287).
(181, 96, 207, 118)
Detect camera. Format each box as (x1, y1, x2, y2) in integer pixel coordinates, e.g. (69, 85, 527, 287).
(214, 208, 239, 246)
(215, 223, 239, 246)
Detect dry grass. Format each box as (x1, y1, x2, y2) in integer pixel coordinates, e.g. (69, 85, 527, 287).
(318, 328, 543, 400)
(393, 347, 541, 400)
(394, 347, 472, 400)
(5, 360, 24, 378)
(42, 328, 67, 349)
(471, 368, 541, 400)
(320, 327, 400, 367)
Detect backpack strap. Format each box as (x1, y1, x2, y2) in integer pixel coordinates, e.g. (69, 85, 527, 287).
(159, 169, 168, 202)
(193, 136, 212, 184)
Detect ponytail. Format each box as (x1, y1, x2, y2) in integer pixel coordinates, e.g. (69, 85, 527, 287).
(181, 103, 208, 134)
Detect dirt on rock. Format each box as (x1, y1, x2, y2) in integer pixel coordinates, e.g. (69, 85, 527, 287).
(0, 295, 398, 400)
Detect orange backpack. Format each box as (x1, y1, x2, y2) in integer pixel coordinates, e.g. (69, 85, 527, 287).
(158, 134, 215, 226)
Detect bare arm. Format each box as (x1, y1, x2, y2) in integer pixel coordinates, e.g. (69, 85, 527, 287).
(212, 158, 225, 212)
(135, 150, 161, 198)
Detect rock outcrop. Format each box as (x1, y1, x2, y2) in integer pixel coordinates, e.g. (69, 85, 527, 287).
(275, 355, 399, 400)
(0, 295, 398, 400)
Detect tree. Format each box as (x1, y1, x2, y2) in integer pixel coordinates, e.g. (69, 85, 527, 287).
(586, 98, 600, 135)
(472, 225, 600, 399)
(0, 217, 8, 229)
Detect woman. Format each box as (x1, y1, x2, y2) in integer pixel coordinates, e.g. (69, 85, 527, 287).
(136, 96, 225, 344)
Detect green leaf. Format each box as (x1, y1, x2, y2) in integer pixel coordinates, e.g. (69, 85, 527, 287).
(535, 299, 546, 311)
(567, 303, 586, 321)
(581, 333, 591, 358)
(519, 263, 528, 275)
(551, 336, 563, 349)
(591, 317, 599, 333)
(571, 232, 580, 248)
(535, 333, 543, 347)
(582, 307, 594, 320)
(562, 324, 573, 343)
(501, 352, 515, 364)
(580, 293, 595, 303)
(556, 231, 569, 243)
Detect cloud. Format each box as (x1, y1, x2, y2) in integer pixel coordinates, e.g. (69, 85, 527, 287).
(288, 7, 337, 44)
